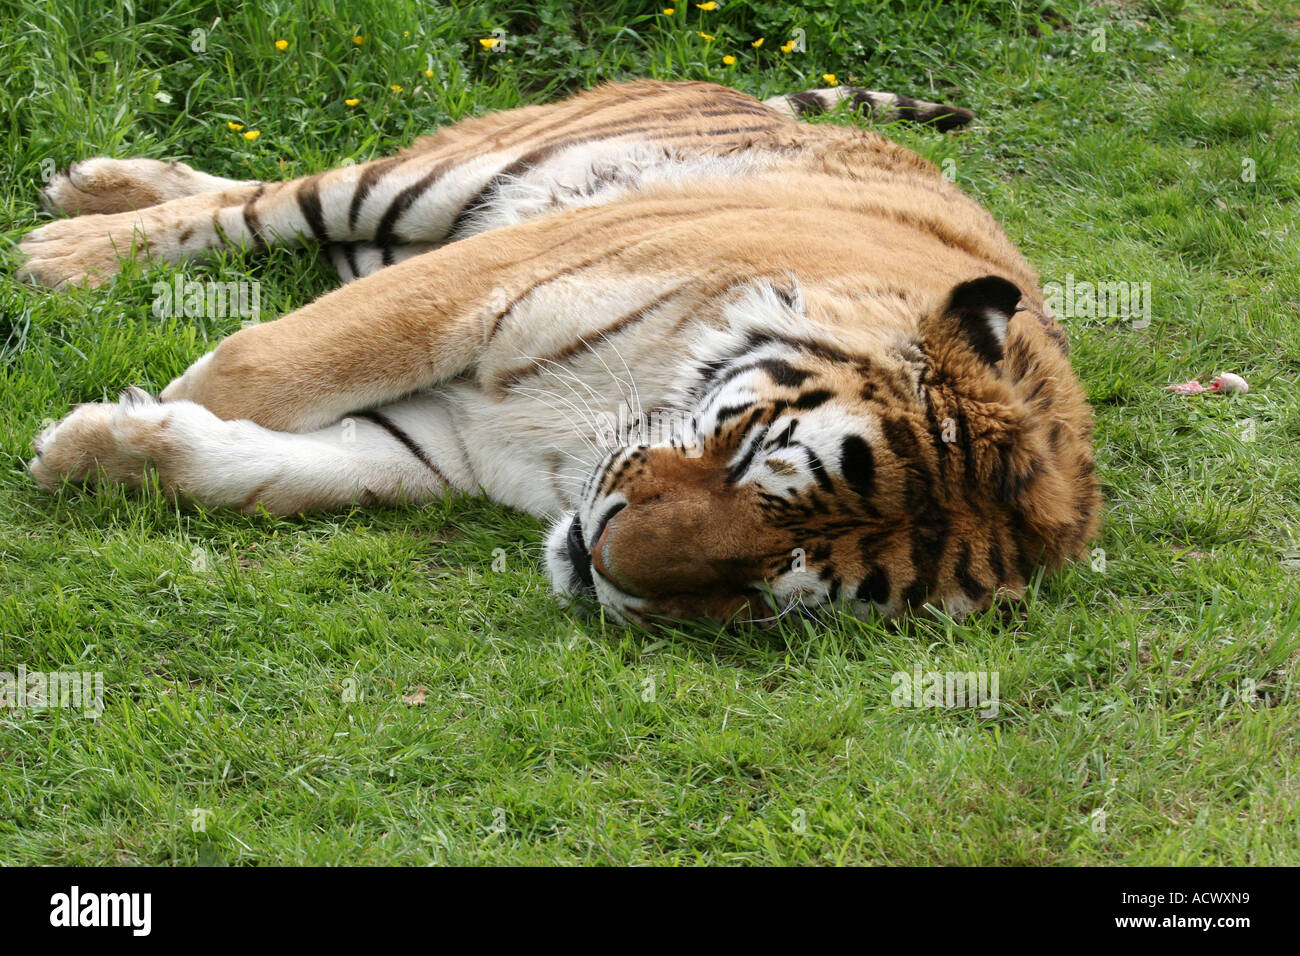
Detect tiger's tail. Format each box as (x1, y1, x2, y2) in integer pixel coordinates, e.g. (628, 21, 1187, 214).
(764, 86, 974, 131)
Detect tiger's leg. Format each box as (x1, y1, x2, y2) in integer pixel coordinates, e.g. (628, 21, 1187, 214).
(17, 81, 798, 287)
(15, 136, 519, 288)
(37, 156, 441, 284)
(28, 388, 469, 514)
(151, 218, 547, 432)
(325, 241, 441, 283)
(39, 158, 259, 216)
(145, 190, 697, 435)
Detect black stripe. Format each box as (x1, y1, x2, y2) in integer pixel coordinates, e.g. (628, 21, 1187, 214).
(882, 417, 925, 507)
(242, 184, 266, 250)
(493, 284, 687, 389)
(893, 96, 929, 121)
(374, 160, 455, 263)
(883, 417, 949, 607)
(447, 145, 565, 240)
(348, 157, 404, 232)
(787, 91, 825, 116)
(924, 400, 949, 485)
(1048, 422, 1063, 452)
(522, 104, 780, 154)
(696, 357, 808, 404)
(953, 540, 986, 604)
(661, 123, 782, 140)
(745, 332, 859, 366)
(995, 441, 1024, 504)
(801, 444, 834, 493)
(759, 359, 814, 389)
(354, 411, 450, 485)
(839, 435, 875, 500)
(726, 424, 769, 484)
(848, 91, 883, 117)
(1006, 527, 1038, 584)
(296, 175, 328, 241)
(790, 388, 834, 411)
(713, 403, 755, 427)
(901, 515, 948, 608)
(855, 565, 890, 605)
(767, 418, 798, 449)
(987, 538, 1006, 583)
(850, 91, 974, 130)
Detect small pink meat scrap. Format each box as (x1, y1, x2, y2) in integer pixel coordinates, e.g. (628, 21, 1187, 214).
(1165, 372, 1249, 396)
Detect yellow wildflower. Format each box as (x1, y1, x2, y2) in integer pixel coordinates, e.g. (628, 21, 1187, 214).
(696, 1, 718, 9)
(698, 32, 714, 41)
(751, 38, 764, 48)
(390, 84, 403, 92)
(226, 121, 244, 131)
(345, 98, 360, 107)
(823, 73, 837, 85)
(722, 55, 736, 65)
(662, 7, 675, 13)
(243, 130, 260, 141)
(352, 35, 365, 45)
(274, 39, 288, 51)
(480, 37, 498, 50)
(425, 68, 434, 78)
(780, 40, 794, 53)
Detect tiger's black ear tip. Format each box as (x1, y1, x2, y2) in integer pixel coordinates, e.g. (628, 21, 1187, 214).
(944, 276, 1023, 366)
(948, 276, 1023, 318)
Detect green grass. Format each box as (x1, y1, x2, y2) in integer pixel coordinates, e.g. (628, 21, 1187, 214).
(2, 0, 1299, 865)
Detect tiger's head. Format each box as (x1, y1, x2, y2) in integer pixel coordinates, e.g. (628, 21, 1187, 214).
(545, 275, 1100, 628)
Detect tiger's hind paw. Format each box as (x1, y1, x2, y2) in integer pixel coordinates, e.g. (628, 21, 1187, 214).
(29, 388, 166, 490)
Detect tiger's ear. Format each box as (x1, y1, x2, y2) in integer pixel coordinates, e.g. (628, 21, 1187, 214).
(923, 275, 1022, 371)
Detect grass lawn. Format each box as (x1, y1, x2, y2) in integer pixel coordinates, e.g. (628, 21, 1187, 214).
(1, 0, 1298, 865)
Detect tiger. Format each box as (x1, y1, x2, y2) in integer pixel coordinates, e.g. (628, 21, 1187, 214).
(18, 78, 1100, 628)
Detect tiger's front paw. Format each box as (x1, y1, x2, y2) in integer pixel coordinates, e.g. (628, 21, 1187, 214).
(29, 388, 167, 490)
(15, 211, 156, 289)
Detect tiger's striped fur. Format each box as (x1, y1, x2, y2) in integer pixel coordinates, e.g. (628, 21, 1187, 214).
(22, 79, 1100, 628)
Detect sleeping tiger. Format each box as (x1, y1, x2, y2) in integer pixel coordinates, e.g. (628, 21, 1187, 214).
(19, 79, 1101, 628)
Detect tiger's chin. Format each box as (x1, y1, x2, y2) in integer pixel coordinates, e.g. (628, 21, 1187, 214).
(544, 511, 594, 600)
(545, 511, 639, 623)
